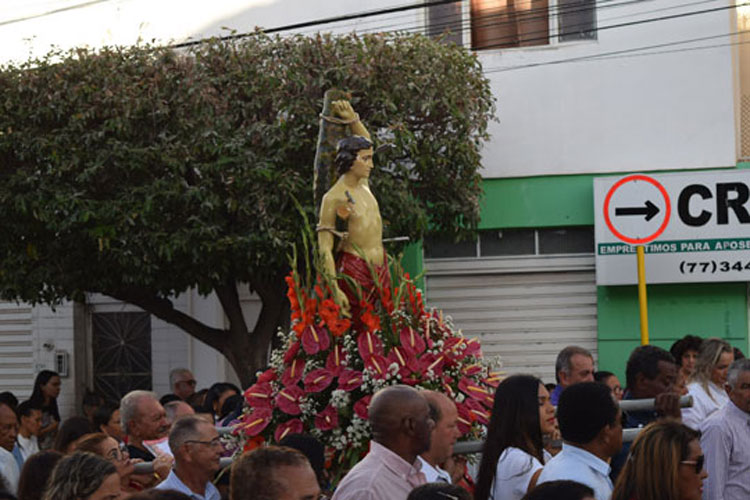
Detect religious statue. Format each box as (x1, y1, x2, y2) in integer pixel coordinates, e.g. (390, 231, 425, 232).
(316, 99, 390, 317)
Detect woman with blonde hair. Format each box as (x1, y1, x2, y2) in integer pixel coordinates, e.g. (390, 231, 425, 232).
(611, 420, 706, 500)
(75, 433, 139, 493)
(682, 337, 733, 429)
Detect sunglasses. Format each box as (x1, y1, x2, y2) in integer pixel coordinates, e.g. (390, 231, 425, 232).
(680, 455, 705, 474)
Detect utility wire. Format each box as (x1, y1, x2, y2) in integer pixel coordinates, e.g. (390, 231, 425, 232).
(0, 0, 112, 27)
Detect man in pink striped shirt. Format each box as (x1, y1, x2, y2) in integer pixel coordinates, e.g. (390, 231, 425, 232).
(333, 385, 435, 500)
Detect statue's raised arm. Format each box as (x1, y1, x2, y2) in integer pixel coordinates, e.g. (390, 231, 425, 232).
(316, 99, 389, 318)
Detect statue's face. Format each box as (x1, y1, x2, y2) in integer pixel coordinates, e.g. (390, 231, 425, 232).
(350, 148, 374, 179)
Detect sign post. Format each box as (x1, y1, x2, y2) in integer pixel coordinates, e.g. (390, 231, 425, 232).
(636, 246, 648, 344)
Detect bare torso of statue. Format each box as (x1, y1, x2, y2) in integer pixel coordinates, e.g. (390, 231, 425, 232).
(317, 100, 388, 315)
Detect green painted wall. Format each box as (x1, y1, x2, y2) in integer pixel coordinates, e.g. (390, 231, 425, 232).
(415, 170, 749, 379)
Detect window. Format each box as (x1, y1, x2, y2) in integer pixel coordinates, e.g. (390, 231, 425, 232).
(426, 1, 464, 46)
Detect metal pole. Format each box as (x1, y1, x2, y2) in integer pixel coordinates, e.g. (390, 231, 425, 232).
(637, 245, 649, 345)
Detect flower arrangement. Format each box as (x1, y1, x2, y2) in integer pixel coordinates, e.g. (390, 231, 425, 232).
(234, 252, 502, 482)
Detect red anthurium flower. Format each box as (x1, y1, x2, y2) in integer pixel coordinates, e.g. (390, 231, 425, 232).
(283, 341, 301, 364)
(418, 353, 445, 376)
(325, 344, 346, 377)
(353, 395, 372, 420)
(463, 363, 483, 377)
(304, 368, 334, 393)
(458, 377, 491, 401)
(240, 407, 272, 436)
(364, 354, 388, 379)
(465, 399, 490, 425)
(315, 405, 339, 431)
(337, 369, 364, 392)
(275, 385, 304, 415)
(357, 330, 383, 361)
(386, 346, 418, 377)
(399, 327, 426, 356)
(256, 369, 277, 384)
(301, 324, 330, 355)
(464, 337, 482, 357)
(484, 371, 503, 388)
(281, 358, 306, 386)
(444, 337, 469, 361)
(243, 382, 273, 409)
(455, 402, 474, 434)
(274, 418, 304, 442)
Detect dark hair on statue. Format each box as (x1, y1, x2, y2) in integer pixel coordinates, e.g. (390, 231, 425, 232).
(557, 382, 618, 444)
(626, 345, 676, 390)
(334, 135, 373, 176)
(521, 480, 595, 500)
(669, 335, 703, 366)
(474, 375, 545, 500)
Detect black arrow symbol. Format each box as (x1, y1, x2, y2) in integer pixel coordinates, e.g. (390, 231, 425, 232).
(615, 200, 660, 221)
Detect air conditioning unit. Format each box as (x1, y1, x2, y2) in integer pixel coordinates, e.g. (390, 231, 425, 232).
(55, 351, 70, 377)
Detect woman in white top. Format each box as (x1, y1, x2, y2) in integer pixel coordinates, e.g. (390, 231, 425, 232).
(682, 337, 734, 430)
(475, 375, 557, 500)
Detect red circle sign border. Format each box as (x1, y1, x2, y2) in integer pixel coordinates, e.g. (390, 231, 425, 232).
(603, 174, 671, 245)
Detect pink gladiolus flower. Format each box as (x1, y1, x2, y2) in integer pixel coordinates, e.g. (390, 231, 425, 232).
(243, 382, 273, 409)
(357, 330, 383, 361)
(304, 368, 334, 393)
(281, 358, 306, 386)
(240, 407, 272, 436)
(399, 327, 426, 355)
(274, 418, 304, 442)
(314, 405, 339, 431)
(283, 341, 301, 364)
(275, 385, 304, 415)
(325, 344, 346, 377)
(458, 377, 491, 401)
(337, 369, 364, 392)
(353, 395, 372, 420)
(301, 325, 330, 355)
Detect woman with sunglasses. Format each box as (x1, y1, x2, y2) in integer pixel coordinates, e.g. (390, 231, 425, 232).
(611, 420, 707, 500)
(75, 433, 140, 493)
(474, 375, 557, 500)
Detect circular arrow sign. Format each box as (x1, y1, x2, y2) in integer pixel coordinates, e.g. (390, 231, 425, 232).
(603, 174, 671, 245)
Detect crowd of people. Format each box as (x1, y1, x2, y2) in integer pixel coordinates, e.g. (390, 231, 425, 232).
(0, 335, 748, 500)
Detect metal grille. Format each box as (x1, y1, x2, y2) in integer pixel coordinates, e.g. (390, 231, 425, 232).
(92, 312, 152, 403)
(741, 94, 750, 160)
(0, 302, 34, 398)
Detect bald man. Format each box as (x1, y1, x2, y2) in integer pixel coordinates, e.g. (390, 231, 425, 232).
(332, 385, 435, 500)
(419, 391, 460, 483)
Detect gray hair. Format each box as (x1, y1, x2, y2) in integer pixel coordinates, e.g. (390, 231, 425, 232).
(43, 451, 116, 500)
(169, 368, 192, 389)
(555, 346, 593, 384)
(164, 400, 191, 423)
(120, 390, 158, 435)
(168, 415, 208, 457)
(727, 359, 750, 388)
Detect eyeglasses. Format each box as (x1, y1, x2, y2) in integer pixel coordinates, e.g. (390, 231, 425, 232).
(680, 455, 705, 474)
(106, 443, 130, 463)
(185, 437, 223, 448)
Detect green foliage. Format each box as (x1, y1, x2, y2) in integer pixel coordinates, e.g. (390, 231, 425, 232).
(0, 32, 494, 376)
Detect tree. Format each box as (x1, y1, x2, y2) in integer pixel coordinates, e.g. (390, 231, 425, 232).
(0, 33, 495, 386)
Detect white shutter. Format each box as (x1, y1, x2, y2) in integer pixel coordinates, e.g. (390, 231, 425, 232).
(0, 301, 35, 399)
(424, 256, 597, 384)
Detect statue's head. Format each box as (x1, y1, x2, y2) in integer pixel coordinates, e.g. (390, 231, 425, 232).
(335, 135, 373, 176)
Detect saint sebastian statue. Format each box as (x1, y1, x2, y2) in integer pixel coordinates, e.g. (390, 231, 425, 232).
(317, 100, 389, 317)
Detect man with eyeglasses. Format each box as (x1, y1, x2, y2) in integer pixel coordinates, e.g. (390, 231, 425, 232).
(700, 358, 750, 500)
(170, 368, 198, 401)
(156, 415, 222, 500)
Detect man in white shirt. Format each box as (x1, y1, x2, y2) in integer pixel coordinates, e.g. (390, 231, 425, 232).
(537, 382, 623, 500)
(419, 391, 460, 483)
(13, 400, 41, 466)
(155, 415, 222, 500)
(701, 359, 750, 500)
(0, 402, 20, 494)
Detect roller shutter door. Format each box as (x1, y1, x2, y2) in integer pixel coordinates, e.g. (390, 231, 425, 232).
(424, 256, 597, 384)
(0, 301, 35, 399)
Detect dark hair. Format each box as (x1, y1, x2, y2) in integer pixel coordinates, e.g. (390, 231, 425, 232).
(230, 446, 311, 500)
(17, 450, 64, 500)
(29, 371, 61, 421)
(521, 480, 595, 500)
(129, 490, 192, 500)
(202, 383, 240, 419)
(220, 394, 243, 421)
(278, 434, 325, 488)
(160, 394, 181, 406)
(0, 392, 18, 412)
(73, 432, 111, 455)
(407, 483, 472, 500)
(626, 345, 676, 389)
(16, 400, 42, 420)
(594, 371, 616, 384)
(186, 388, 207, 409)
(733, 347, 745, 361)
(81, 390, 103, 412)
(92, 404, 118, 433)
(53, 416, 93, 453)
(475, 375, 545, 500)
(669, 336, 703, 366)
(334, 135, 373, 176)
(557, 382, 618, 444)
